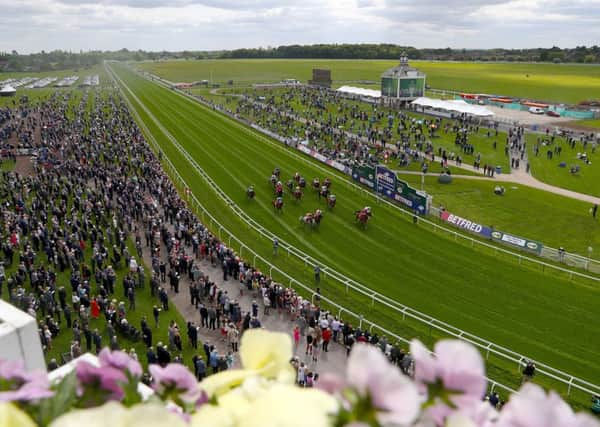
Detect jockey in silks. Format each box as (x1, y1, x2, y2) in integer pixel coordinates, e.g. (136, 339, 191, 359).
(247, 185, 255, 199)
(327, 194, 336, 209)
(323, 177, 331, 188)
(275, 181, 283, 196)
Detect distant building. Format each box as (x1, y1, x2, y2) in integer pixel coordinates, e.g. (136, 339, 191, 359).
(381, 54, 426, 102)
(309, 69, 332, 88)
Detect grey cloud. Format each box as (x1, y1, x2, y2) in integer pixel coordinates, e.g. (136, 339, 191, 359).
(53, 0, 290, 9)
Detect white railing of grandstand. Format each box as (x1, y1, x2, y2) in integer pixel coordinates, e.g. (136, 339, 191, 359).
(108, 62, 600, 401)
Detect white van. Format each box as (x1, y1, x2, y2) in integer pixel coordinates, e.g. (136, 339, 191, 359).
(528, 107, 545, 115)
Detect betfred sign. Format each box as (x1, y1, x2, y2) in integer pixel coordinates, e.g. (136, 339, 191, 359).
(440, 211, 492, 238)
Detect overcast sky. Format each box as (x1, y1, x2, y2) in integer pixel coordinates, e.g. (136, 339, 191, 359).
(1, 0, 599, 53)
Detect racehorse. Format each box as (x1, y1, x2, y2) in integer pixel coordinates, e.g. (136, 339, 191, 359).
(299, 209, 323, 228)
(286, 179, 295, 192)
(355, 206, 372, 228)
(273, 167, 281, 178)
(246, 186, 255, 200)
(327, 194, 336, 209)
(323, 177, 332, 189)
(274, 181, 284, 197)
(293, 186, 303, 202)
(273, 197, 284, 212)
(312, 178, 320, 191)
(314, 209, 323, 225)
(319, 185, 329, 200)
(269, 174, 278, 187)
(298, 177, 306, 189)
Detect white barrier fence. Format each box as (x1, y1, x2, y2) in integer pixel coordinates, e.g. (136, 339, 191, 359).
(107, 62, 600, 402)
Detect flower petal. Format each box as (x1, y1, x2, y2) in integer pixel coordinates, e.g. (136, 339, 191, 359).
(239, 330, 294, 380)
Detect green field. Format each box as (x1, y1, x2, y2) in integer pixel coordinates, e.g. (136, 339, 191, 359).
(526, 133, 600, 197)
(400, 175, 600, 256)
(109, 63, 600, 404)
(138, 59, 600, 104)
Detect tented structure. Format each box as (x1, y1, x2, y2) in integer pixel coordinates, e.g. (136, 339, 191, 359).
(411, 97, 494, 117)
(0, 85, 16, 97)
(337, 86, 381, 98)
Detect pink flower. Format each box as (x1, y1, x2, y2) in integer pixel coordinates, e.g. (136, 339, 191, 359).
(315, 373, 346, 395)
(0, 359, 54, 402)
(149, 364, 202, 404)
(98, 348, 142, 378)
(347, 344, 421, 426)
(76, 361, 127, 400)
(496, 383, 600, 427)
(411, 339, 486, 398)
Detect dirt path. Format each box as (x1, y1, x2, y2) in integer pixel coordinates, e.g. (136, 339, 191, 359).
(14, 156, 34, 177)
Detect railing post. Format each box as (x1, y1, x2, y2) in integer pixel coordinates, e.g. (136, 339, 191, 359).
(253, 255, 257, 267)
(567, 378, 573, 396)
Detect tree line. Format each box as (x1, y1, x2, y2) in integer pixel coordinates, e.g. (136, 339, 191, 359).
(220, 44, 600, 63)
(1, 44, 599, 73)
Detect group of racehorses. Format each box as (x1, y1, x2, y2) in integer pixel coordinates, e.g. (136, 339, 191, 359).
(245, 167, 372, 228)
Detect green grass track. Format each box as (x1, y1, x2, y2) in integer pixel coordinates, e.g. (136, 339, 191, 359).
(108, 63, 600, 392)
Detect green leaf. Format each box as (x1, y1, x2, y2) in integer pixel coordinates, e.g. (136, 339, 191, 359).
(36, 372, 78, 427)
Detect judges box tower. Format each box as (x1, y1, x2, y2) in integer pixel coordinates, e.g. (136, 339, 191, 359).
(381, 53, 426, 104)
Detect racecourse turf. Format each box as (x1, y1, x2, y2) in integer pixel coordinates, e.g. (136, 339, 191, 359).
(109, 63, 600, 400)
(138, 59, 600, 104)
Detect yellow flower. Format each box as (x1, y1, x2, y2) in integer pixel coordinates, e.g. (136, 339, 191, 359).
(199, 330, 294, 397)
(191, 382, 337, 427)
(237, 383, 337, 427)
(239, 329, 293, 380)
(49, 401, 186, 427)
(0, 403, 37, 427)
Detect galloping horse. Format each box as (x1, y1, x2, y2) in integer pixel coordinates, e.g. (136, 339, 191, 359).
(286, 179, 295, 192)
(323, 177, 332, 189)
(273, 197, 284, 212)
(319, 185, 329, 200)
(312, 178, 320, 192)
(355, 206, 372, 228)
(269, 174, 278, 187)
(327, 194, 336, 209)
(293, 186, 303, 202)
(246, 186, 255, 200)
(273, 167, 281, 178)
(298, 177, 306, 189)
(299, 209, 323, 228)
(274, 181, 284, 197)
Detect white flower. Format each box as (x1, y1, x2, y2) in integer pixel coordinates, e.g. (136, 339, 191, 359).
(49, 401, 186, 427)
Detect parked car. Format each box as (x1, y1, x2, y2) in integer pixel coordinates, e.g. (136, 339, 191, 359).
(528, 107, 545, 114)
(546, 110, 561, 117)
